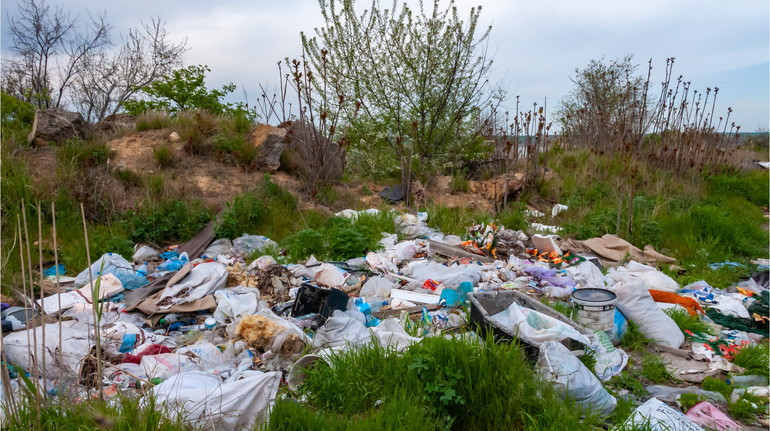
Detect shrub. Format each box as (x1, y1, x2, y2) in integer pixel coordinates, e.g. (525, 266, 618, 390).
(125, 200, 211, 244)
(174, 110, 220, 155)
(153, 143, 174, 168)
(284, 228, 326, 262)
(450, 171, 470, 194)
(214, 192, 265, 239)
(212, 133, 256, 167)
(113, 168, 143, 188)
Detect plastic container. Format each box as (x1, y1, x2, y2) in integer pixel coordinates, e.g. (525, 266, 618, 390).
(570, 288, 617, 332)
(726, 375, 769, 387)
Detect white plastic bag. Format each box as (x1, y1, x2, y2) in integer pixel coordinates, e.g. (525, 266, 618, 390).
(74, 253, 132, 287)
(158, 262, 228, 308)
(589, 330, 628, 381)
(314, 263, 349, 287)
(204, 238, 236, 258)
(141, 353, 202, 380)
(151, 371, 281, 431)
(233, 234, 278, 257)
(566, 261, 608, 289)
(360, 276, 394, 299)
(407, 261, 481, 290)
(490, 302, 590, 347)
(312, 315, 374, 349)
(622, 397, 704, 431)
(371, 318, 421, 351)
(608, 278, 684, 348)
(609, 261, 679, 292)
(538, 341, 616, 416)
(214, 290, 259, 323)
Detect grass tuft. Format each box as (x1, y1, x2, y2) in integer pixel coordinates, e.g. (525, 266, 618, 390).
(640, 355, 673, 383)
(664, 308, 714, 336)
(732, 343, 769, 377)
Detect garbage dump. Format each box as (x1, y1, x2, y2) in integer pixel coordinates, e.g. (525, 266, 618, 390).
(1, 208, 768, 429)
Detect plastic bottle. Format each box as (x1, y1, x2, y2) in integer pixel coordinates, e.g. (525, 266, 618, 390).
(178, 317, 216, 332)
(369, 298, 390, 313)
(136, 262, 149, 277)
(159, 313, 180, 326)
(726, 375, 769, 387)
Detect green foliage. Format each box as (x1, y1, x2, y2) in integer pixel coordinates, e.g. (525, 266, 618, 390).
(284, 228, 326, 262)
(607, 370, 648, 396)
(1, 92, 35, 146)
(641, 355, 673, 383)
(702, 377, 733, 401)
(304, 0, 502, 185)
(153, 143, 175, 168)
(291, 336, 602, 430)
(732, 343, 769, 377)
(113, 168, 143, 188)
(57, 139, 109, 168)
(361, 184, 372, 196)
(729, 393, 766, 422)
(450, 171, 470, 194)
(578, 347, 597, 371)
(707, 170, 769, 207)
(214, 192, 265, 239)
(174, 109, 220, 155)
(326, 219, 374, 261)
(124, 199, 211, 244)
(621, 320, 651, 352)
(678, 393, 704, 412)
(664, 308, 714, 336)
(123, 65, 238, 116)
(213, 133, 255, 167)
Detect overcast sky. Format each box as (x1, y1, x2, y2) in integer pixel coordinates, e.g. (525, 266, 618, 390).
(2, 0, 768, 131)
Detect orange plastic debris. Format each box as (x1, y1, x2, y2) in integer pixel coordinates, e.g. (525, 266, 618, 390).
(648, 289, 705, 317)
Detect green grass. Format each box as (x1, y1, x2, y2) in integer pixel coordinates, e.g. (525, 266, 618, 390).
(620, 320, 651, 352)
(640, 355, 673, 383)
(729, 393, 767, 422)
(3, 391, 193, 430)
(153, 143, 175, 168)
(732, 343, 769, 377)
(702, 377, 733, 401)
(278, 336, 604, 430)
(136, 110, 172, 131)
(677, 393, 704, 412)
(124, 199, 212, 244)
(664, 308, 714, 336)
(422, 202, 527, 237)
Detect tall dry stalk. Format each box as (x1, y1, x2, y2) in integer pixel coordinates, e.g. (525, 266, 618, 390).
(81, 202, 103, 399)
(52, 202, 64, 385)
(37, 203, 46, 394)
(19, 204, 41, 424)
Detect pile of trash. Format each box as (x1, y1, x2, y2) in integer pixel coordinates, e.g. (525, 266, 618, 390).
(1, 209, 768, 430)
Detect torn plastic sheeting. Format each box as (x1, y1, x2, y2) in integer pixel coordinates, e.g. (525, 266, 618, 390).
(538, 341, 616, 417)
(608, 278, 684, 348)
(365, 251, 398, 274)
(390, 289, 441, 305)
(141, 353, 203, 380)
(233, 234, 278, 257)
(710, 295, 750, 319)
(74, 252, 148, 290)
(2, 321, 93, 378)
(647, 385, 728, 407)
(203, 238, 236, 258)
(312, 315, 374, 349)
(685, 401, 743, 431)
(551, 203, 569, 217)
(623, 398, 704, 431)
(150, 370, 281, 431)
(37, 273, 124, 315)
(214, 290, 259, 323)
(406, 261, 481, 290)
(157, 262, 228, 309)
(490, 302, 591, 347)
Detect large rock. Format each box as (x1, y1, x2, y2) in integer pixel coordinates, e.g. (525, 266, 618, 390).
(250, 124, 288, 173)
(94, 113, 135, 134)
(469, 172, 526, 201)
(27, 108, 92, 146)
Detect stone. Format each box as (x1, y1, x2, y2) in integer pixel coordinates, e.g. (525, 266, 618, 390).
(432, 175, 452, 195)
(94, 113, 135, 133)
(168, 131, 181, 143)
(27, 108, 92, 146)
(249, 124, 288, 173)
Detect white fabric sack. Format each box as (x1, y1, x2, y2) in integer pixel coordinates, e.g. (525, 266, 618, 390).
(204, 238, 236, 258)
(589, 330, 628, 381)
(132, 245, 159, 263)
(158, 262, 228, 308)
(608, 278, 684, 348)
(566, 261, 608, 289)
(622, 398, 704, 431)
(609, 261, 679, 292)
(490, 302, 590, 347)
(176, 341, 228, 371)
(214, 290, 259, 323)
(2, 321, 93, 378)
(151, 370, 281, 431)
(312, 315, 374, 349)
(538, 341, 616, 417)
(141, 353, 203, 380)
(371, 318, 421, 351)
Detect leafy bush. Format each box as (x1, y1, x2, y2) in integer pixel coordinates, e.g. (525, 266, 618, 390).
(1, 92, 35, 146)
(125, 200, 211, 244)
(729, 393, 766, 422)
(214, 192, 265, 239)
(284, 228, 326, 262)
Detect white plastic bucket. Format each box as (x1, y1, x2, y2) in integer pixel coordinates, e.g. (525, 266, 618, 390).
(570, 288, 617, 332)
